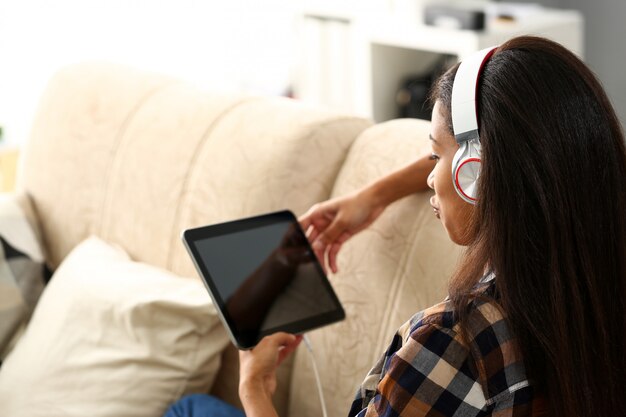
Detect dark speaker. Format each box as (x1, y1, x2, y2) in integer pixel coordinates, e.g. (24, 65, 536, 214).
(396, 56, 453, 120)
(424, 4, 486, 30)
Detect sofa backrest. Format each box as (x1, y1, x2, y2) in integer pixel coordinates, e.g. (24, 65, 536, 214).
(18, 62, 371, 276)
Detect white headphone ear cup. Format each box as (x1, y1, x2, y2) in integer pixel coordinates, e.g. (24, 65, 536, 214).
(452, 140, 481, 204)
(455, 158, 481, 202)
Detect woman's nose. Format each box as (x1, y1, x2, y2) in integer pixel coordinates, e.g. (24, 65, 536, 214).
(427, 170, 435, 190)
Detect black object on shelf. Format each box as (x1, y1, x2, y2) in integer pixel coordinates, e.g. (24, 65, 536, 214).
(396, 56, 453, 120)
(424, 4, 486, 31)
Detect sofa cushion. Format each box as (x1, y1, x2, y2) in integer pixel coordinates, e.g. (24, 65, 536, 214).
(0, 236, 229, 417)
(19, 62, 371, 277)
(0, 192, 45, 361)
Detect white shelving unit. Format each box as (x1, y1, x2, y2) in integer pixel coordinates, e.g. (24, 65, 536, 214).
(294, 6, 584, 122)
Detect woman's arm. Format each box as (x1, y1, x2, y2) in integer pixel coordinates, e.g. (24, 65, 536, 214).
(366, 149, 435, 207)
(239, 333, 303, 417)
(300, 150, 435, 272)
(238, 383, 278, 417)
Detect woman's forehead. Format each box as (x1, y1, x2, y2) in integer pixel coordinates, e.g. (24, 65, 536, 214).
(431, 104, 457, 148)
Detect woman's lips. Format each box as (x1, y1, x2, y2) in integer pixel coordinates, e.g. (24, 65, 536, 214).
(430, 196, 441, 219)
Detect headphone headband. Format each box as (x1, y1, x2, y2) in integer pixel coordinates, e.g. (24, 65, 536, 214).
(451, 47, 497, 144)
(450, 46, 497, 205)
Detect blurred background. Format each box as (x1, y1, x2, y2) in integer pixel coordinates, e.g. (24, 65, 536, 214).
(0, 0, 624, 152)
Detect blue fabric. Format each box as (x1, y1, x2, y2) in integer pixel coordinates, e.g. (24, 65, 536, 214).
(164, 394, 246, 417)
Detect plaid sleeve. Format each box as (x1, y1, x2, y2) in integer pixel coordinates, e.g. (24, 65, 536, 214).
(348, 294, 535, 417)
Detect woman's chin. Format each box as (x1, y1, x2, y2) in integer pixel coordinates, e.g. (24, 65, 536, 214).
(443, 223, 471, 246)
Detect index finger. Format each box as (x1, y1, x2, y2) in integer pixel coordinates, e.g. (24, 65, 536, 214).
(299, 215, 313, 233)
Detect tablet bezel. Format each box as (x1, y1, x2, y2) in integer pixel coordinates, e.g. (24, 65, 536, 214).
(181, 210, 345, 349)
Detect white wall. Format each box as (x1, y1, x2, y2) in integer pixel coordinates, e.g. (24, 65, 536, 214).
(2, 0, 623, 146)
(558, 0, 626, 129)
(515, 0, 626, 128)
(0, 0, 299, 146)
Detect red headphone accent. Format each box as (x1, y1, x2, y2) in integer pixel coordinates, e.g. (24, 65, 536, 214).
(454, 157, 481, 202)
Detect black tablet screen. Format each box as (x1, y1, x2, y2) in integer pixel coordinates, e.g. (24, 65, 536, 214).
(183, 211, 344, 348)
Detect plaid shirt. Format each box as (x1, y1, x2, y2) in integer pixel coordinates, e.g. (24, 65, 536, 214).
(348, 276, 538, 417)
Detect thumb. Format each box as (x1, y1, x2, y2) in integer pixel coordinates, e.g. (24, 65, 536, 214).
(266, 332, 298, 348)
(277, 335, 303, 365)
(315, 216, 347, 247)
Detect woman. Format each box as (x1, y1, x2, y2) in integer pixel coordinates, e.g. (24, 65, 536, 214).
(168, 36, 626, 417)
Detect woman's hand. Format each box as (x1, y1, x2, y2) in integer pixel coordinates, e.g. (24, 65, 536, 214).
(299, 188, 385, 273)
(299, 153, 435, 274)
(239, 333, 303, 417)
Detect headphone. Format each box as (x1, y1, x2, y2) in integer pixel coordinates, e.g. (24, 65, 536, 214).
(450, 46, 498, 204)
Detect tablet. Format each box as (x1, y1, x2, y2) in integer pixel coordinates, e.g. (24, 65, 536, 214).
(181, 210, 345, 349)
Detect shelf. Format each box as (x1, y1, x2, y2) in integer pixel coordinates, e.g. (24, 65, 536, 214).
(294, 7, 584, 122)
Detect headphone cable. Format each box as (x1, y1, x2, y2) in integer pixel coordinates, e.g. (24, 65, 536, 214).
(302, 334, 329, 417)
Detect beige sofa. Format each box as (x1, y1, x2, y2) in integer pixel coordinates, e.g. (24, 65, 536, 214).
(7, 63, 461, 417)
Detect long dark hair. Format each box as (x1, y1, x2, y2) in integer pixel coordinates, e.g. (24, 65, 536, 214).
(431, 36, 626, 416)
